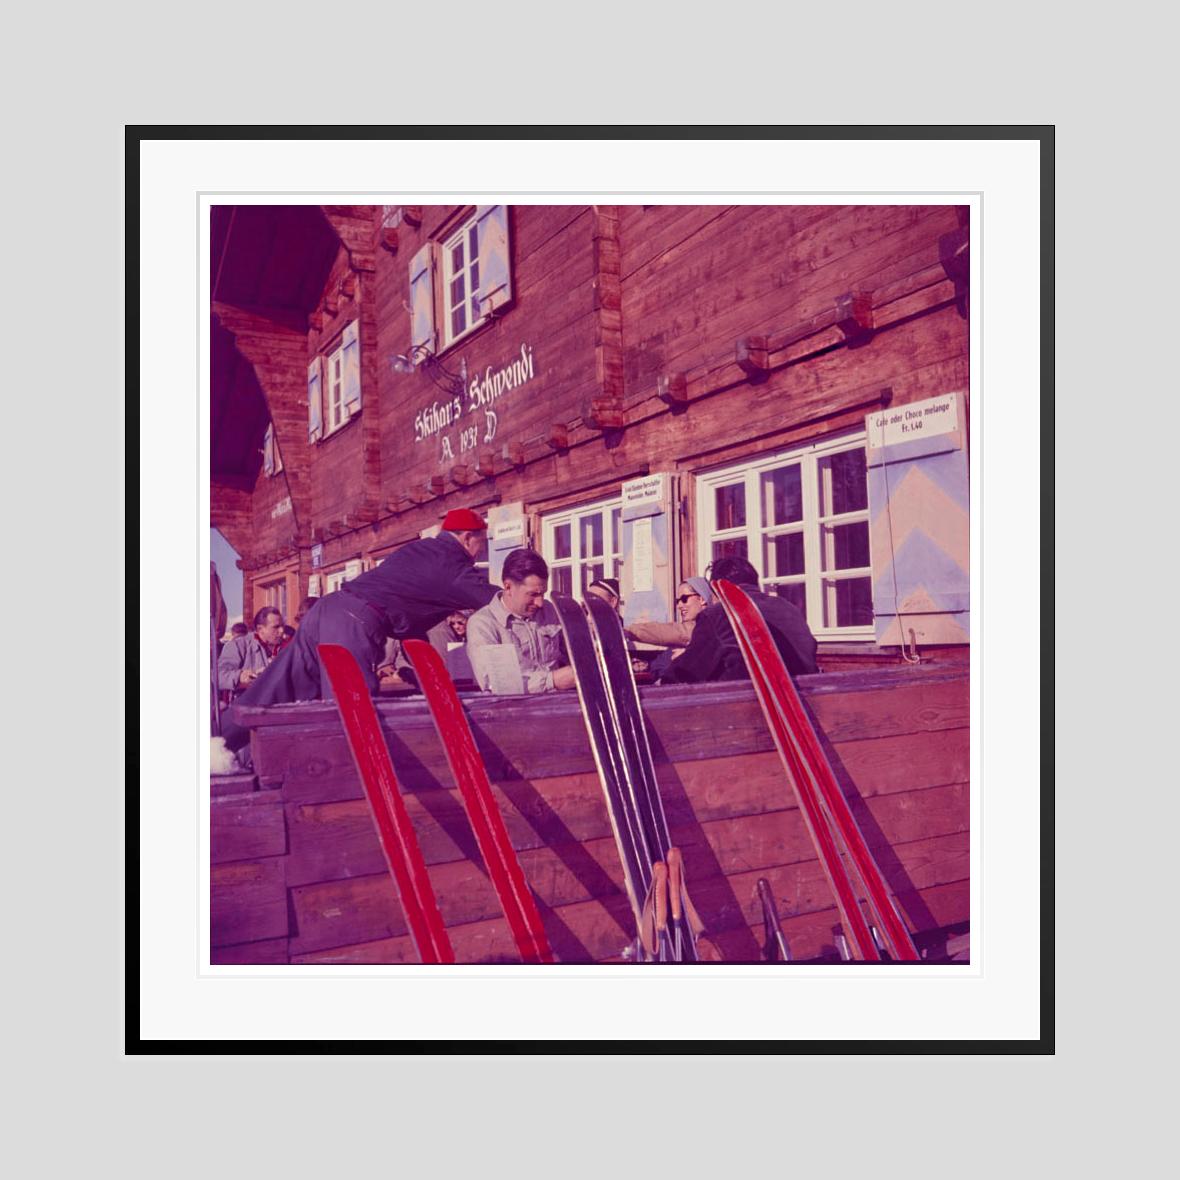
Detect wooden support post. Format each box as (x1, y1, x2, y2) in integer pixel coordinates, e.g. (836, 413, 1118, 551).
(583, 398, 625, 431)
(501, 441, 525, 470)
(428, 475, 446, 497)
(833, 293, 874, 344)
(939, 227, 969, 315)
(450, 464, 471, 487)
(735, 336, 770, 382)
(477, 450, 497, 478)
(547, 424, 569, 452)
(407, 487, 429, 506)
(341, 272, 357, 299)
(379, 228, 399, 254)
(402, 206, 423, 227)
(657, 372, 688, 406)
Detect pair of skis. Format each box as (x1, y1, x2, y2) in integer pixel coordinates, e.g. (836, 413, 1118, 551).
(318, 641, 553, 965)
(712, 580, 919, 962)
(552, 594, 704, 962)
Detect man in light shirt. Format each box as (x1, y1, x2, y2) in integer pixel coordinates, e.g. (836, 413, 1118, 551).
(467, 548, 576, 694)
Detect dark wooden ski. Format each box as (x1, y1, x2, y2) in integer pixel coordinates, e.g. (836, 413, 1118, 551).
(403, 639, 555, 965)
(714, 580, 919, 961)
(584, 593, 700, 961)
(317, 643, 454, 964)
(551, 595, 651, 946)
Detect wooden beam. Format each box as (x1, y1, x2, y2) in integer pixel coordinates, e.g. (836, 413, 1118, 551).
(735, 336, 770, 382)
(477, 450, 497, 478)
(379, 228, 399, 254)
(450, 464, 472, 487)
(656, 372, 688, 407)
(833, 292, 873, 344)
(501, 441, 525, 470)
(547, 424, 570, 451)
(428, 475, 446, 497)
(583, 398, 625, 431)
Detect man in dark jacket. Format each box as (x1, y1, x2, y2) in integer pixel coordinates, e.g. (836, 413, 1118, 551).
(660, 556, 818, 684)
(220, 508, 497, 753)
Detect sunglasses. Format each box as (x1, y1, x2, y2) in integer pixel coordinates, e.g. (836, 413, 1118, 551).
(676, 593, 703, 604)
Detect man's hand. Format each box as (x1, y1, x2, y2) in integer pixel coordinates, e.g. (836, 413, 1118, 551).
(553, 665, 577, 691)
(239, 668, 258, 685)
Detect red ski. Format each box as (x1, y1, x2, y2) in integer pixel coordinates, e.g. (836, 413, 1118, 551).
(318, 643, 455, 965)
(713, 580, 920, 962)
(403, 640, 555, 965)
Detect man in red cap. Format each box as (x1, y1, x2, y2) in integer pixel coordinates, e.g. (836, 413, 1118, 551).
(220, 508, 497, 758)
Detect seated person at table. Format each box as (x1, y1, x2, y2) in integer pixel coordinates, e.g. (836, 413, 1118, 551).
(627, 576, 717, 679)
(467, 549, 576, 694)
(218, 606, 284, 698)
(659, 557, 818, 684)
(586, 577, 622, 614)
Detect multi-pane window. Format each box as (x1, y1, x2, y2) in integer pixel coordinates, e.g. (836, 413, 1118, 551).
(326, 341, 347, 433)
(323, 570, 349, 594)
(697, 434, 873, 638)
(442, 217, 483, 347)
(260, 579, 287, 620)
(541, 497, 623, 599)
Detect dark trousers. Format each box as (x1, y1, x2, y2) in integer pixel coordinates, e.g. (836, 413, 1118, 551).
(220, 592, 386, 752)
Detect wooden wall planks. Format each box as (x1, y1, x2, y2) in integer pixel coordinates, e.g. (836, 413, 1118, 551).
(212, 665, 969, 965)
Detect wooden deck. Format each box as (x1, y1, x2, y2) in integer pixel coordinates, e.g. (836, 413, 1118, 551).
(212, 664, 969, 965)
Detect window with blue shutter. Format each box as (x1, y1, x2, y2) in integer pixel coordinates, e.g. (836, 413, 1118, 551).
(414, 206, 515, 354)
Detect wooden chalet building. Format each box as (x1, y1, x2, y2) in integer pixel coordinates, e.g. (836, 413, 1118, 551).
(210, 203, 971, 965)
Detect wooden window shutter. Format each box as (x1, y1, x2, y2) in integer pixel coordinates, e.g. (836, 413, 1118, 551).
(866, 393, 969, 646)
(485, 501, 527, 584)
(307, 356, 323, 442)
(409, 244, 436, 353)
(620, 475, 676, 628)
(475, 205, 513, 315)
(342, 319, 362, 411)
(263, 423, 275, 476)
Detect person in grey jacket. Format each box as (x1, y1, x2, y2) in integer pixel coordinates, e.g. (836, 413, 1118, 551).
(467, 549, 576, 694)
(218, 606, 284, 696)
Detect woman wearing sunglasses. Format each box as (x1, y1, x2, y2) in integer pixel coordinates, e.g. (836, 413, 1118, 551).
(625, 576, 717, 678)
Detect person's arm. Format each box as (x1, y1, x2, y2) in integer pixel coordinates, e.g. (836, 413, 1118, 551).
(447, 561, 500, 611)
(625, 619, 693, 648)
(217, 638, 247, 691)
(464, 610, 502, 692)
(658, 609, 727, 684)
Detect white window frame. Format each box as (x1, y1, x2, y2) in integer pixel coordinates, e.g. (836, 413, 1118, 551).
(695, 432, 874, 641)
(540, 495, 623, 600)
(260, 578, 287, 620)
(324, 340, 350, 435)
(440, 213, 486, 349)
(323, 569, 349, 594)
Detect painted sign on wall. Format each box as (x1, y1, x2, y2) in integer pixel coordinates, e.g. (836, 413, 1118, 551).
(867, 393, 959, 450)
(412, 343, 537, 464)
